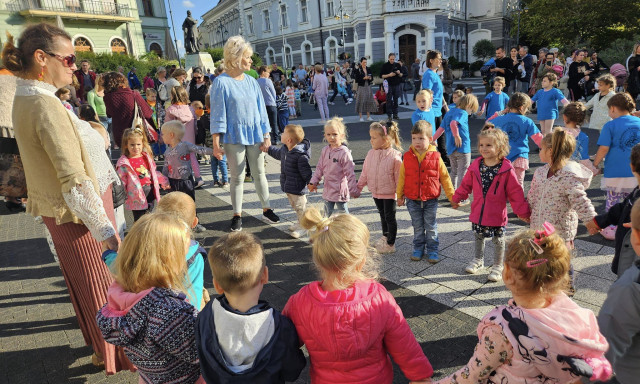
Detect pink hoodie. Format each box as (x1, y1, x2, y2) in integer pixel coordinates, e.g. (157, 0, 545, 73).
(310, 144, 359, 202)
(357, 147, 402, 199)
(165, 104, 197, 144)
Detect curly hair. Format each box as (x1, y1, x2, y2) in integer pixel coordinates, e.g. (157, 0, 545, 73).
(608, 92, 636, 112)
(562, 102, 587, 125)
(478, 124, 510, 160)
(102, 71, 128, 94)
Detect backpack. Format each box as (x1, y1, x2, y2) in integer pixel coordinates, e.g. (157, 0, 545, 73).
(158, 82, 169, 101)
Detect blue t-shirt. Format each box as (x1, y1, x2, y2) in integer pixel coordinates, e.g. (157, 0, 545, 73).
(411, 108, 436, 130)
(421, 69, 444, 117)
(531, 88, 565, 120)
(440, 107, 470, 154)
(484, 92, 509, 118)
(573, 131, 589, 161)
(492, 113, 540, 161)
(597, 115, 640, 178)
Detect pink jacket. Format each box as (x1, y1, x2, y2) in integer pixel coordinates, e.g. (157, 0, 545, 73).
(165, 104, 197, 144)
(310, 144, 359, 202)
(528, 162, 595, 241)
(116, 152, 168, 211)
(283, 280, 433, 384)
(357, 147, 402, 199)
(312, 73, 329, 98)
(453, 157, 531, 227)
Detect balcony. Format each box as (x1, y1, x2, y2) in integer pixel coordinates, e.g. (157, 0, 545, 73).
(7, 0, 135, 22)
(385, 0, 431, 13)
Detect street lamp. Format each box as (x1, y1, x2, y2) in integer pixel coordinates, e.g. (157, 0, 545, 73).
(334, 0, 349, 47)
(216, 18, 228, 48)
(278, 0, 287, 69)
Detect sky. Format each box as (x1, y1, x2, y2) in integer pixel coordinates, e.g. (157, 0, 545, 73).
(164, 0, 219, 57)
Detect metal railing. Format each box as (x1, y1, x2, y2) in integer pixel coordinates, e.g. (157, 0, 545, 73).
(7, 0, 132, 18)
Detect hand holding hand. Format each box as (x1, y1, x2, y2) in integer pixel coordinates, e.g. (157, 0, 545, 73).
(454, 135, 462, 148)
(451, 202, 459, 209)
(308, 183, 317, 193)
(259, 138, 271, 153)
(518, 216, 530, 223)
(585, 220, 600, 235)
(397, 196, 405, 207)
(213, 146, 225, 160)
(161, 184, 171, 190)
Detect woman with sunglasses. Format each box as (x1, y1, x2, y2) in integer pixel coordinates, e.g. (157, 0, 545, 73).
(188, 67, 209, 105)
(1, 23, 134, 374)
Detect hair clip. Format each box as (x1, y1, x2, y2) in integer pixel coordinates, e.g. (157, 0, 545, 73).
(133, 127, 144, 133)
(319, 226, 329, 233)
(528, 222, 555, 255)
(526, 258, 548, 268)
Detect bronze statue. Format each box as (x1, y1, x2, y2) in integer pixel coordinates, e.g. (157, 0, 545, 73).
(182, 10, 199, 54)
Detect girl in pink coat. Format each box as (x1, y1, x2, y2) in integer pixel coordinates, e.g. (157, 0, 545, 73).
(452, 125, 531, 282)
(283, 207, 433, 384)
(308, 117, 359, 216)
(431, 225, 612, 384)
(356, 120, 403, 254)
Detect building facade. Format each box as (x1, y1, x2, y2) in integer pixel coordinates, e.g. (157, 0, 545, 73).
(0, 0, 175, 58)
(199, 0, 519, 67)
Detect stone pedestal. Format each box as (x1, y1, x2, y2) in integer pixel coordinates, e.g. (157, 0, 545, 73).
(184, 52, 216, 76)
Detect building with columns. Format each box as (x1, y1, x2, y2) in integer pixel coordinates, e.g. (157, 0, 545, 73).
(199, 0, 520, 67)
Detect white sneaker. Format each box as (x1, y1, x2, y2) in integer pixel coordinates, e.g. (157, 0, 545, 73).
(359, 117, 365, 122)
(290, 229, 306, 239)
(288, 224, 297, 232)
(376, 241, 396, 254)
(367, 116, 373, 121)
(458, 199, 470, 206)
(487, 265, 503, 282)
(328, 101, 335, 105)
(195, 179, 205, 189)
(465, 259, 484, 274)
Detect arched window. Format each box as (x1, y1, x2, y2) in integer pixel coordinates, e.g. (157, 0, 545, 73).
(266, 48, 276, 65)
(149, 42, 163, 58)
(327, 38, 337, 63)
(284, 46, 293, 68)
(303, 43, 313, 65)
(111, 38, 127, 54)
(74, 37, 92, 52)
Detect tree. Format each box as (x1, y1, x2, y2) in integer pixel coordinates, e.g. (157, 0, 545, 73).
(473, 39, 495, 61)
(518, 0, 640, 51)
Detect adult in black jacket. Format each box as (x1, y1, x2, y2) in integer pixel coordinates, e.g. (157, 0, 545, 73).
(568, 50, 592, 101)
(188, 67, 209, 105)
(628, 45, 640, 103)
(490, 47, 513, 88)
(380, 53, 403, 120)
(588, 51, 609, 78)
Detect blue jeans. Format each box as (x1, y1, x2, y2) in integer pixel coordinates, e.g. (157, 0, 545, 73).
(324, 201, 348, 216)
(211, 154, 228, 183)
(277, 109, 289, 134)
(406, 198, 439, 255)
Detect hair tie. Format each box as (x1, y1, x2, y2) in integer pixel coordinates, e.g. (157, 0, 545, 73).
(528, 222, 555, 256)
(526, 258, 548, 267)
(318, 225, 329, 233)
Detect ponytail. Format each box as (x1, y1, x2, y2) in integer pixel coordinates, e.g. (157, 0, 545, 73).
(370, 120, 402, 150)
(547, 128, 576, 173)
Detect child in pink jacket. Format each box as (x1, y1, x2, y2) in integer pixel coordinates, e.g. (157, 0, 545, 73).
(357, 120, 402, 254)
(116, 128, 169, 221)
(432, 225, 612, 384)
(452, 125, 531, 282)
(283, 207, 433, 384)
(308, 117, 359, 216)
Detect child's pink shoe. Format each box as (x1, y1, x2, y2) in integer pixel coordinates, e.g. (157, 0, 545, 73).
(600, 225, 616, 240)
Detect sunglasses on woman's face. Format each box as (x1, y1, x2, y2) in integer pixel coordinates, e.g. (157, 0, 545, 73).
(193, 76, 203, 80)
(44, 51, 76, 67)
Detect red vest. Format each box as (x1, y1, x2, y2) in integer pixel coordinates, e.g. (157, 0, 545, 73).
(403, 149, 441, 201)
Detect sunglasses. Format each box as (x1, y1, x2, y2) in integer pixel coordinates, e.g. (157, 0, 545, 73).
(193, 76, 203, 80)
(44, 51, 76, 67)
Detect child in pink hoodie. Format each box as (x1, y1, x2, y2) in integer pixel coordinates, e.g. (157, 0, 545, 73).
(308, 117, 359, 216)
(430, 224, 612, 384)
(283, 207, 433, 384)
(357, 120, 402, 254)
(165, 85, 203, 188)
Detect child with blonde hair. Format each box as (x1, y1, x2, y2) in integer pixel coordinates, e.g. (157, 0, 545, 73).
(397, 120, 455, 263)
(357, 120, 403, 253)
(489, 93, 543, 186)
(283, 207, 433, 383)
(531, 72, 569, 136)
(479, 76, 509, 118)
(433, 94, 479, 191)
(165, 85, 204, 188)
(431, 225, 612, 384)
(116, 128, 169, 221)
(584, 73, 615, 130)
(449, 89, 464, 109)
(97, 213, 204, 384)
(411, 89, 435, 129)
(308, 117, 359, 216)
(453, 126, 531, 282)
(268, 124, 312, 238)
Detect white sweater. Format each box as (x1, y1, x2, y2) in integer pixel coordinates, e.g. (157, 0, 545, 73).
(585, 91, 615, 130)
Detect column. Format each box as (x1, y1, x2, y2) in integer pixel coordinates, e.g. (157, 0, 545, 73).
(364, 20, 372, 59)
(385, 30, 394, 57)
(426, 26, 435, 51)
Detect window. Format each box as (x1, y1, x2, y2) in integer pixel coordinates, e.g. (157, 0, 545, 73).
(300, 0, 308, 23)
(247, 15, 254, 34)
(328, 39, 337, 63)
(280, 4, 288, 28)
(141, 0, 153, 16)
(303, 43, 313, 65)
(263, 10, 271, 31)
(266, 48, 276, 65)
(74, 37, 92, 52)
(149, 42, 163, 57)
(326, 0, 334, 17)
(110, 38, 127, 54)
(284, 46, 293, 68)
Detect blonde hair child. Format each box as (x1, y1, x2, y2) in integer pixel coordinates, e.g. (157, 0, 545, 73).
(434, 225, 612, 384)
(411, 89, 435, 130)
(584, 73, 616, 131)
(452, 126, 531, 282)
(479, 75, 509, 118)
(282, 207, 434, 383)
(96, 213, 203, 384)
(308, 117, 359, 216)
(489, 92, 543, 186)
(433, 94, 479, 190)
(531, 72, 569, 136)
(356, 121, 403, 254)
(116, 128, 169, 221)
(450, 89, 464, 107)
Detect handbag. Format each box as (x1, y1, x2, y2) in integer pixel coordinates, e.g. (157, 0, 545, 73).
(0, 137, 27, 198)
(111, 180, 126, 209)
(132, 101, 158, 143)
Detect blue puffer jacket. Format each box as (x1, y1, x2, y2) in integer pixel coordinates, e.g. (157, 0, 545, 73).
(268, 139, 312, 195)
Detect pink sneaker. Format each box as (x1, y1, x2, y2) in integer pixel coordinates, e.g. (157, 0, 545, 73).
(600, 225, 616, 241)
(376, 242, 396, 254)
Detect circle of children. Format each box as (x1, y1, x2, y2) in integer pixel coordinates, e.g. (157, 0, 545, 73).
(63, 45, 640, 384)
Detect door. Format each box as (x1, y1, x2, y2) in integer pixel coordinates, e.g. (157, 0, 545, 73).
(398, 34, 416, 65)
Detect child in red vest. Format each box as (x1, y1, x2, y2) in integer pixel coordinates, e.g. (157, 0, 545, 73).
(397, 120, 455, 263)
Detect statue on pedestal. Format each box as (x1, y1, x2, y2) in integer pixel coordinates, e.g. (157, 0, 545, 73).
(182, 10, 199, 54)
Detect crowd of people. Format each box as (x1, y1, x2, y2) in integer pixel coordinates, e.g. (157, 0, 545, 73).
(4, 21, 640, 384)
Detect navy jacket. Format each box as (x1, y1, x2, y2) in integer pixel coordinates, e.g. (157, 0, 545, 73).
(268, 139, 312, 195)
(195, 297, 306, 384)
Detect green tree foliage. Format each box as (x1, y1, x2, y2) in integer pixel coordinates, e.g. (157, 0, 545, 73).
(519, 0, 640, 51)
(204, 48, 224, 62)
(76, 51, 178, 76)
(472, 39, 495, 61)
(597, 36, 639, 65)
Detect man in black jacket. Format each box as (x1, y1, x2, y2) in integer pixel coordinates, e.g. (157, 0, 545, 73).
(491, 47, 513, 88)
(380, 53, 403, 120)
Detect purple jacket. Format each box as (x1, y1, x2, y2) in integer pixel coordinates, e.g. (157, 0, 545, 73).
(453, 157, 531, 227)
(312, 73, 329, 98)
(310, 144, 359, 203)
